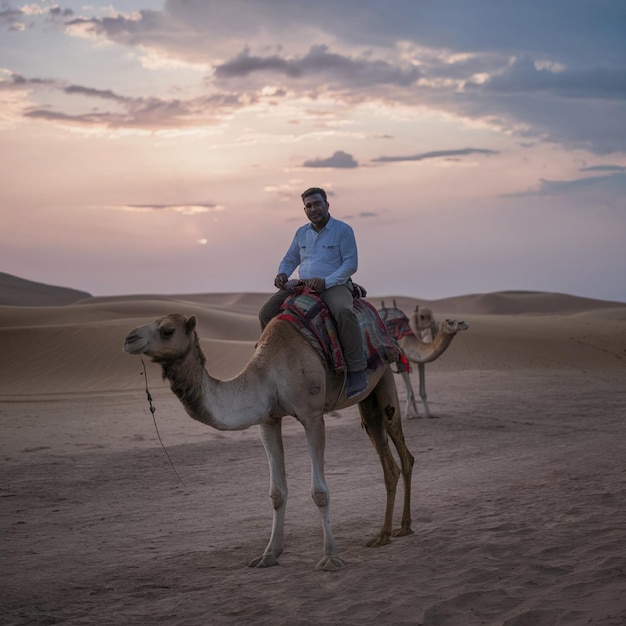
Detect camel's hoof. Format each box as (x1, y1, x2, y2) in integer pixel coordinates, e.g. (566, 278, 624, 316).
(366, 533, 391, 548)
(248, 554, 279, 568)
(393, 527, 415, 538)
(316, 556, 347, 571)
(407, 415, 421, 420)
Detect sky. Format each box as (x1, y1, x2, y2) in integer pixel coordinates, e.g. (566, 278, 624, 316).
(1, 0, 625, 302)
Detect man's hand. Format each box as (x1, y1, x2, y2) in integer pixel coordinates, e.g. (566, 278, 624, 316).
(274, 273, 289, 289)
(305, 277, 326, 293)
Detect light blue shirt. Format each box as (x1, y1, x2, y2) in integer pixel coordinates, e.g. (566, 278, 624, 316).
(277, 216, 358, 289)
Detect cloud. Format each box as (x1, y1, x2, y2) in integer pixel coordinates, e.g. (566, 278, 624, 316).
(303, 150, 358, 169)
(18, 75, 247, 129)
(373, 148, 499, 164)
(62, 1, 626, 66)
(3, 73, 56, 89)
(49, 7, 74, 18)
(64, 84, 128, 102)
(469, 55, 626, 100)
(580, 165, 626, 173)
(107, 203, 225, 215)
(215, 45, 421, 88)
(0, 7, 23, 31)
(66, 10, 165, 43)
(505, 171, 626, 198)
(1, 4, 73, 31)
(5, 1, 626, 153)
(339, 210, 379, 220)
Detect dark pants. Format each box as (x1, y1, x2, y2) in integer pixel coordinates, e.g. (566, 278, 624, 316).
(259, 283, 367, 372)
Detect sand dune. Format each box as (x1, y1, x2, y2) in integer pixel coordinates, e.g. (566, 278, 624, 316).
(0, 271, 91, 306)
(2, 274, 626, 624)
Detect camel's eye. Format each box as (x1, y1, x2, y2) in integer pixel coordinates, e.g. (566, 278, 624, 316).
(160, 327, 175, 339)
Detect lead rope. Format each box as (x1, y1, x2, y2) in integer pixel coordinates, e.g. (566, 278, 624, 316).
(140, 356, 186, 488)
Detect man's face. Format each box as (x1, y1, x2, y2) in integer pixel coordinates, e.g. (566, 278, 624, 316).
(303, 192, 329, 230)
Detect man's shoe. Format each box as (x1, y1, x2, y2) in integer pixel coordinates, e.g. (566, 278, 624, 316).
(346, 370, 368, 399)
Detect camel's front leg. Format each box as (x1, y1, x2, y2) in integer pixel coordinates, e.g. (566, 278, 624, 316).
(303, 416, 346, 571)
(400, 370, 420, 419)
(248, 421, 287, 568)
(418, 363, 434, 418)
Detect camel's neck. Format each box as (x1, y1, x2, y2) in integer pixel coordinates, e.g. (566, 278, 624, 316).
(399, 328, 455, 364)
(158, 346, 271, 431)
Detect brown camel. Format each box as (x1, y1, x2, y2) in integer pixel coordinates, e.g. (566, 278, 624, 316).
(379, 302, 469, 419)
(123, 311, 414, 570)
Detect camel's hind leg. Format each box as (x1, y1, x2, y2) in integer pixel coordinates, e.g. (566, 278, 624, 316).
(358, 367, 414, 546)
(380, 370, 415, 537)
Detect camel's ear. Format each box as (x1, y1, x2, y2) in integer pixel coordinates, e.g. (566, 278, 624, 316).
(186, 316, 197, 333)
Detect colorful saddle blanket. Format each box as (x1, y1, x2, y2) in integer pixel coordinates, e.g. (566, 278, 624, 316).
(277, 291, 405, 373)
(377, 302, 415, 373)
(377, 302, 416, 342)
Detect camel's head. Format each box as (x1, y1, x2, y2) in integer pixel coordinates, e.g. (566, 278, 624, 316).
(123, 314, 199, 362)
(409, 306, 469, 341)
(441, 319, 470, 335)
(414, 306, 436, 330)
(409, 306, 438, 342)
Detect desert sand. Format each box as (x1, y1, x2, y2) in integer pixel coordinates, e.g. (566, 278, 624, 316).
(1, 274, 626, 625)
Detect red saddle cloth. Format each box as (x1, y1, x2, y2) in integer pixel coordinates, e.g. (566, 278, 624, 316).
(276, 290, 405, 373)
(377, 303, 414, 373)
(377, 303, 416, 342)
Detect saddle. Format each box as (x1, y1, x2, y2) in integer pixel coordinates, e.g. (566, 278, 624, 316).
(276, 284, 405, 373)
(377, 300, 415, 373)
(378, 300, 416, 342)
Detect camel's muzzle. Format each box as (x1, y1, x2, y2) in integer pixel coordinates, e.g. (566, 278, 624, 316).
(123, 331, 145, 354)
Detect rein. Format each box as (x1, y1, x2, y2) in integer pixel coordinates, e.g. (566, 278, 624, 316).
(140, 356, 186, 488)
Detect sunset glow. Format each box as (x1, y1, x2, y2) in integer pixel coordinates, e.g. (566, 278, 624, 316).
(1, 1, 625, 300)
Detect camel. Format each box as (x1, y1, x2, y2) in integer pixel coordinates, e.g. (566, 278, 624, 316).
(123, 311, 414, 571)
(379, 302, 469, 419)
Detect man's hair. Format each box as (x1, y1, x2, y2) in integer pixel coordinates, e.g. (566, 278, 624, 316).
(301, 187, 327, 203)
